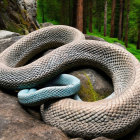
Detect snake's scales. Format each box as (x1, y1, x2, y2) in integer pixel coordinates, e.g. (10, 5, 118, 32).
(18, 74, 81, 106)
(0, 25, 140, 139)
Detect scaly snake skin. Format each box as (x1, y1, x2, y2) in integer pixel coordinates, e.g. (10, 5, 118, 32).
(18, 74, 80, 106)
(0, 25, 140, 139)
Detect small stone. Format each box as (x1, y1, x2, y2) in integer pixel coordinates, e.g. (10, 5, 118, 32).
(0, 30, 20, 39)
(92, 137, 114, 140)
(84, 34, 105, 41)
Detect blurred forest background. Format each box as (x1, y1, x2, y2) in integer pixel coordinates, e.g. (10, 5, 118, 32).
(37, 0, 140, 60)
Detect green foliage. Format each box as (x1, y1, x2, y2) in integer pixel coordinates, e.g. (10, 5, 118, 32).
(3, 0, 8, 8)
(127, 44, 140, 61)
(37, 0, 61, 24)
(36, 0, 140, 60)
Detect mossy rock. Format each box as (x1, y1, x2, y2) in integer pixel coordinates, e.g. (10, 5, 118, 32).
(0, 0, 38, 34)
(70, 69, 113, 102)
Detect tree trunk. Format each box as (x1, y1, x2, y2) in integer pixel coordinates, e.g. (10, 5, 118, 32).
(124, 0, 130, 47)
(61, 0, 66, 25)
(104, 0, 107, 36)
(0, 13, 6, 29)
(83, 0, 88, 34)
(110, 0, 116, 37)
(89, 0, 93, 33)
(121, 0, 125, 40)
(68, 0, 71, 25)
(76, 0, 83, 32)
(72, 0, 77, 27)
(118, 0, 123, 40)
(137, 26, 140, 49)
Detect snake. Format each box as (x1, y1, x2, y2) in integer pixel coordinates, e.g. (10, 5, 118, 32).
(18, 74, 80, 106)
(0, 25, 140, 139)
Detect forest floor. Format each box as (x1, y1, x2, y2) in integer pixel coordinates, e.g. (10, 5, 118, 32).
(88, 31, 140, 61)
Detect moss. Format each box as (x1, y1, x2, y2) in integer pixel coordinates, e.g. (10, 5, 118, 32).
(3, 0, 8, 8)
(6, 21, 25, 35)
(0, 0, 38, 34)
(75, 72, 108, 102)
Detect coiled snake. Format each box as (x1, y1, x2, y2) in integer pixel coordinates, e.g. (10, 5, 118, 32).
(0, 25, 140, 139)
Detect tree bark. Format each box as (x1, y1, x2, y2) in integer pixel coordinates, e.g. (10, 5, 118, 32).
(121, 0, 125, 40)
(0, 13, 6, 29)
(83, 0, 88, 34)
(118, 0, 123, 40)
(76, 0, 83, 32)
(110, 0, 116, 37)
(68, 0, 71, 25)
(124, 0, 130, 47)
(137, 26, 140, 49)
(61, 0, 66, 25)
(89, 0, 93, 33)
(104, 0, 107, 36)
(72, 0, 77, 27)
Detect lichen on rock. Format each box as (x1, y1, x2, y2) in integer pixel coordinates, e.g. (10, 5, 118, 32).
(0, 0, 39, 35)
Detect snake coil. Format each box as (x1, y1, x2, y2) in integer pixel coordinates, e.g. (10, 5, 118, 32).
(0, 25, 140, 139)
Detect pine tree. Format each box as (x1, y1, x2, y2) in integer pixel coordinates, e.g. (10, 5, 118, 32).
(110, 0, 116, 37)
(76, 0, 84, 32)
(104, 0, 107, 36)
(121, 0, 125, 40)
(72, 0, 77, 28)
(83, 0, 88, 34)
(89, 0, 93, 33)
(118, 0, 123, 40)
(137, 23, 140, 49)
(124, 0, 130, 47)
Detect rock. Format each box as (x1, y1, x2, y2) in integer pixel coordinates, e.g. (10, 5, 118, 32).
(0, 0, 39, 34)
(70, 138, 85, 140)
(0, 35, 23, 53)
(40, 22, 54, 28)
(0, 89, 69, 140)
(85, 34, 105, 41)
(0, 30, 20, 39)
(92, 137, 114, 140)
(19, 0, 40, 29)
(70, 69, 113, 101)
(119, 126, 140, 140)
(0, 30, 23, 53)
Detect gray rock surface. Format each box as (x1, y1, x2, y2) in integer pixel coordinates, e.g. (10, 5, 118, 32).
(85, 34, 105, 41)
(92, 137, 114, 140)
(40, 22, 54, 27)
(0, 30, 20, 39)
(18, 0, 40, 29)
(0, 0, 39, 34)
(70, 69, 113, 101)
(0, 90, 69, 140)
(0, 32, 23, 53)
(70, 138, 84, 140)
